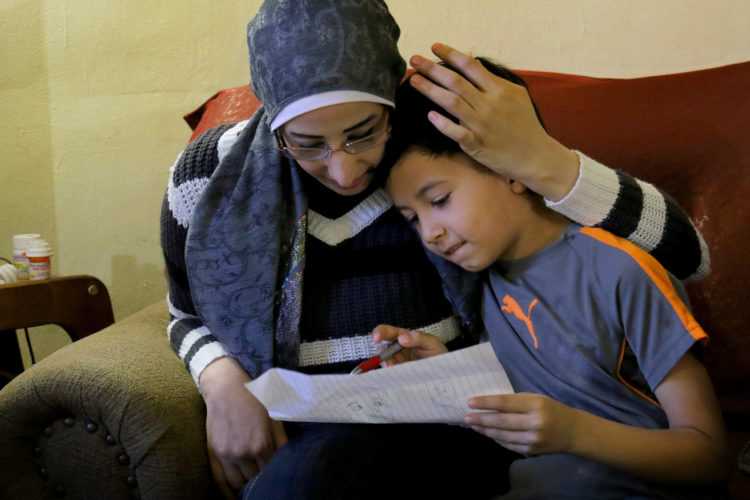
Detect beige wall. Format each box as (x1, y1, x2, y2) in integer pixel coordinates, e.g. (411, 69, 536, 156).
(2, 0, 749, 362)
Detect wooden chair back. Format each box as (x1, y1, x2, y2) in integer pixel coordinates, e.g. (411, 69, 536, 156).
(0, 275, 115, 380)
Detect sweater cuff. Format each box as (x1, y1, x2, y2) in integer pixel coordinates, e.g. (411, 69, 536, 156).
(545, 150, 620, 226)
(191, 348, 231, 390)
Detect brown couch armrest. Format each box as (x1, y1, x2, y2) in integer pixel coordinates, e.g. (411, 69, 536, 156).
(0, 300, 218, 500)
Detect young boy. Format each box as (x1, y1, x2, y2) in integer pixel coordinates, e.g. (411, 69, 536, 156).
(375, 58, 731, 499)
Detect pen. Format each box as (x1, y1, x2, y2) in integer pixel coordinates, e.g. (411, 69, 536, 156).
(350, 341, 405, 375)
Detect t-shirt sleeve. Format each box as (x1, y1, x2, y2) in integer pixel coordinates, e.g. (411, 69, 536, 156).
(611, 239, 708, 389)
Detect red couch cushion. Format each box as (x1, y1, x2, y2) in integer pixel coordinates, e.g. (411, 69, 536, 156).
(183, 62, 750, 416)
(520, 63, 750, 417)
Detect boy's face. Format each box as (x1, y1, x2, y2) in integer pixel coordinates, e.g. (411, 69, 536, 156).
(386, 151, 528, 272)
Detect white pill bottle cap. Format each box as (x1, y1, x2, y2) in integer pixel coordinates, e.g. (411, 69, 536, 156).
(13, 233, 41, 251)
(26, 239, 53, 257)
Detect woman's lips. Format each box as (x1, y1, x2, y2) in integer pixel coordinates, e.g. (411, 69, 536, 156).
(337, 173, 367, 190)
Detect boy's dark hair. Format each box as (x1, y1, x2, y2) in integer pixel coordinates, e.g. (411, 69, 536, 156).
(381, 57, 545, 178)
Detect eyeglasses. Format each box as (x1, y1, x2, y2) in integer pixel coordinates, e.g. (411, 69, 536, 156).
(275, 114, 391, 161)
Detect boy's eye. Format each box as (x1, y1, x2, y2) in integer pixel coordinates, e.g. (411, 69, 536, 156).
(432, 194, 450, 207)
(400, 211, 418, 225)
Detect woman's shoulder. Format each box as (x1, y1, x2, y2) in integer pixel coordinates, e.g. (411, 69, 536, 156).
(166, 122, 247, 229)
(172, 122, 246, 184)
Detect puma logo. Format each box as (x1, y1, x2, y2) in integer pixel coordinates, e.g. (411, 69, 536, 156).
(501, 294, 539, 349)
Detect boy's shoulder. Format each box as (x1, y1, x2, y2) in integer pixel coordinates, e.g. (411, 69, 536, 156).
(568, 225, 688, 301)
(573, 226, 666, 275)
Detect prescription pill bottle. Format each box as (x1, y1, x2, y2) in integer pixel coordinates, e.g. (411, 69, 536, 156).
(27, 239, 53, 281)
(12, 233, 41, 281)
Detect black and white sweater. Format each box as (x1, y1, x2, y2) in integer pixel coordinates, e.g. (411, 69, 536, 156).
(161, 121, 710, 386)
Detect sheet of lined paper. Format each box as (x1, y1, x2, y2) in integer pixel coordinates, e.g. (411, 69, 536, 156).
(246, 342, 514, 424)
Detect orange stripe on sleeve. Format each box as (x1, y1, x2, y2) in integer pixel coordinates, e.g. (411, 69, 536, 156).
(617, 338, 661, 407)
(579, 227, 707, 344)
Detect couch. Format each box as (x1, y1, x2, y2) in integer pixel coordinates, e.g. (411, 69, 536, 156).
(1, 60, 748, 499)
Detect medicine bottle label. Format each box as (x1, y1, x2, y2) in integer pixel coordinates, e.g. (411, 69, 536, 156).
(28, 257, 51, 281)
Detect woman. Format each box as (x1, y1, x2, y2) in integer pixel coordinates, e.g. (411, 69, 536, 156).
(160, 1, 709, 498)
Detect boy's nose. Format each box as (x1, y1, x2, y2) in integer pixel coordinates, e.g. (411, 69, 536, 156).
(421, 217, 446, 244)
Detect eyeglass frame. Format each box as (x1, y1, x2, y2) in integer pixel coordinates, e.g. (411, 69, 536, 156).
(274, 111, 392, 161)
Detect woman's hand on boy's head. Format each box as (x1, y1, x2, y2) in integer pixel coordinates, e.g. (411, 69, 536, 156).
(408, 43, 579, 201)
(371, 324, 448, 365)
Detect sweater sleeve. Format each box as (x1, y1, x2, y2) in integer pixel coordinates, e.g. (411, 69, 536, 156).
(545, 151, 710, 283)
(160, 123, 240, 386)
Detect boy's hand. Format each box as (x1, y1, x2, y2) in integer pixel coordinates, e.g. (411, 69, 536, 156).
(465, 392, 581, 456)
(371, 324, 448, 365)
(408, 43, 579, 202)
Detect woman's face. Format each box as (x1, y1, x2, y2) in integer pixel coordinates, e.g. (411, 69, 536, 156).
(278, 102, 389, 196)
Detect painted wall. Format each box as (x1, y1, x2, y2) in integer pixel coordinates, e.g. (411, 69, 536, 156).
(2, 0, 749, 362)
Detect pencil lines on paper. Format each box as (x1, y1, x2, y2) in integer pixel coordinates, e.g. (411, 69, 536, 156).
(246, 342, 514, 424)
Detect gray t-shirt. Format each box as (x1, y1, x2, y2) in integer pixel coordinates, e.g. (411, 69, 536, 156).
(483, 224, 722, 499)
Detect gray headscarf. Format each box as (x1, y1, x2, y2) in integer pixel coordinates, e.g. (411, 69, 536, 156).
(185, 0, 406, 378)
(248, 0, 406, 129)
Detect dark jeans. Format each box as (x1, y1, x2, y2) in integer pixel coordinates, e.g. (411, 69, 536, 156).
(240, 422, 519, 500)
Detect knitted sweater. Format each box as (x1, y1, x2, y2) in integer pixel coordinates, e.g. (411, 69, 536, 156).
(161, 121, 710, 385)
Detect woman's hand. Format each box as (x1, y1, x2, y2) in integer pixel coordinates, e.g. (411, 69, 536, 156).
(371, 324, 448, 366)
(199, 357, 288, 499)
(408, 43, 579, 202)
(465, 392, 580, 456)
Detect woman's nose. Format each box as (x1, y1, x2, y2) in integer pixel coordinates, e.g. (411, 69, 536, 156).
(326, 151, 362, 187)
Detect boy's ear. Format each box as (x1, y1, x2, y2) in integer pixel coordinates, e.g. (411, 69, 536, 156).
(508, 179, 529, 194)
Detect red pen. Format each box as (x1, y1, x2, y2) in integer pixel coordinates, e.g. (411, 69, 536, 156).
(350, 341, 405, 375)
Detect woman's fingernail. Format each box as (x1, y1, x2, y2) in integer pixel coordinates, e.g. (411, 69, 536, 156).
(464, 415, 473, 424)
(410, 55, 424, 66)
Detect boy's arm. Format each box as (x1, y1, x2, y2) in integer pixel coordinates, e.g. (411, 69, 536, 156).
(569, 352, 730, 483)
(466, 351, 732, 485)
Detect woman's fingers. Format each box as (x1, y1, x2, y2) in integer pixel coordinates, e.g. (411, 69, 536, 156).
(425, 109, 476, 147)
(236, 460, 260, 487)
(271, 419, 289, 449)
(430, 42, 496, 90)
(209, 451, 246, 499)
(409, 43, 500, 107)
(409, 71, 476, 120)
